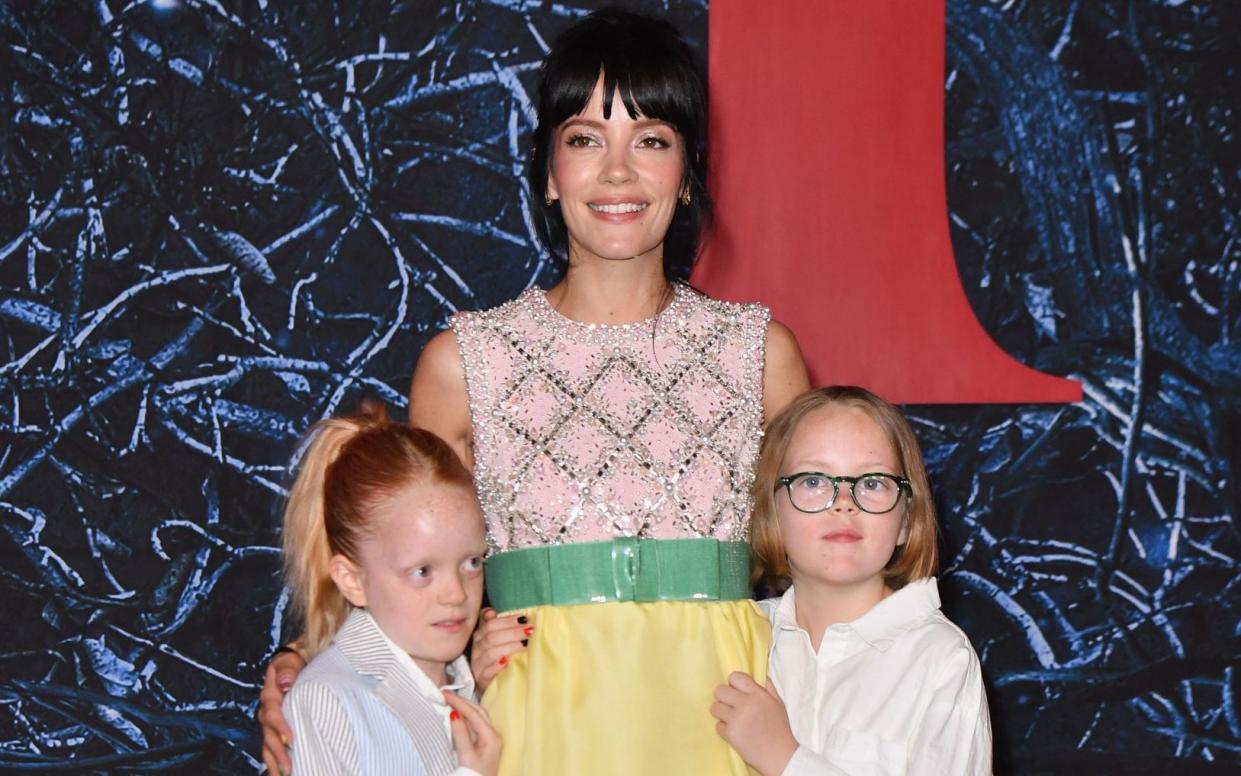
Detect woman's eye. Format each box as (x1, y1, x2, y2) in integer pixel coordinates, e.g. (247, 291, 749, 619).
(565, 134, 596, 148)
(638, 135, 671, 149)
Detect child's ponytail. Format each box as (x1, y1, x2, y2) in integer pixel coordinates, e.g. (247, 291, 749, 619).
(282, 417, 362, 657)
(282, 402, 390, 657)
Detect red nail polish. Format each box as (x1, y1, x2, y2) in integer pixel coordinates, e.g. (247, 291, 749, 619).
(499, 655, 509, 667)
(523, 626, 534, 636)
(450, 710, 461, 722)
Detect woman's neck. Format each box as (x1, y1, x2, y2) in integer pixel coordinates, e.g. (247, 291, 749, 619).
(546, 259, 673, 325)
(791, 575, 891, 652)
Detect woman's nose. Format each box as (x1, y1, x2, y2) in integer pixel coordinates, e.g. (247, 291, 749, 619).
(599, 144, 637, 184)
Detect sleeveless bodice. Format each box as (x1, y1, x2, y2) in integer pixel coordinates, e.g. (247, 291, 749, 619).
(452, 283, 769, 553)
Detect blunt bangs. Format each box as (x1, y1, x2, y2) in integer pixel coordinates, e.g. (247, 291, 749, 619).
(540, 35, 703, 143)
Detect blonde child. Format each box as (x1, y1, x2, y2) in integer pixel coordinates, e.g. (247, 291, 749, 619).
(711, 386, 992, 775)
(280, 403, 500, 776)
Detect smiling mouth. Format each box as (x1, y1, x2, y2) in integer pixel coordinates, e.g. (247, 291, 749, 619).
(589, 202, 648, 214)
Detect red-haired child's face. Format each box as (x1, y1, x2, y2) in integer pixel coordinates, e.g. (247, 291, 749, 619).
(333, 481, 486, 684)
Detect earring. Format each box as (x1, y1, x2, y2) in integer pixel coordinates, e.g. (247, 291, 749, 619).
(679, 188, 692, 206)
(545, 195, 556, 206)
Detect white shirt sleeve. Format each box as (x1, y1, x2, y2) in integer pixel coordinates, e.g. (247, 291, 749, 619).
(781, 744, 855, 776)
(907, 645, 993, 776)
(285, 681, 359, 776)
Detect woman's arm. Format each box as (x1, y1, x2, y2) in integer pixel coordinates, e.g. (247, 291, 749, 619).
(762, 320, 811, 424)
(409, 329, 474, 470)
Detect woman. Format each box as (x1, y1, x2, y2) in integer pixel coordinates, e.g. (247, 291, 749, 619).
(261, 9, 808, 775)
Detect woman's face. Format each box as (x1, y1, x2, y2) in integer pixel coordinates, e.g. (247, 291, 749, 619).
(546, 80, 685, 267)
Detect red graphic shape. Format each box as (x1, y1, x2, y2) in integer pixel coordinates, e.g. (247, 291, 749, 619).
(694, 0, 1081, 404)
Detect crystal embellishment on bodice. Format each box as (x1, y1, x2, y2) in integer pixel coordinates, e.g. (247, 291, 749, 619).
(453, 283, 768, 553)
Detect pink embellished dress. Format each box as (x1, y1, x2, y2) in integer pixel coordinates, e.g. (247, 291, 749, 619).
(453, 282, 771, 775)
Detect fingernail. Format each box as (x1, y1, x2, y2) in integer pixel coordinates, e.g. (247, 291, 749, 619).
(523, 626, 534, 636)
(521, 639, 528, 647)
(450, 710, 461, 722)
(517, 615, 528, 624)
(499, 655, 509, 667)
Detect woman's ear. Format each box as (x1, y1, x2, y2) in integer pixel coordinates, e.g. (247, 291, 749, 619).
(330, 554, 368, 608)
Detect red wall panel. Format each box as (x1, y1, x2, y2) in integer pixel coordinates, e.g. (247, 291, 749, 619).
(695, 0, 1081, 404)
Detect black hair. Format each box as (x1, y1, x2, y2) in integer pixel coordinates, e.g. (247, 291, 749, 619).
(528, 7, 711, 281)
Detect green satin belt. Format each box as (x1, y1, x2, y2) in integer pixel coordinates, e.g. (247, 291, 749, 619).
(484, 538, 752, 612)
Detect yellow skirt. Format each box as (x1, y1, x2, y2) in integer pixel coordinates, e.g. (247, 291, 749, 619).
(482, 599, 770, 776)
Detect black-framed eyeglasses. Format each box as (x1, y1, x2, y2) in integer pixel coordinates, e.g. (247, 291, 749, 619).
(775, 472, 911, 515)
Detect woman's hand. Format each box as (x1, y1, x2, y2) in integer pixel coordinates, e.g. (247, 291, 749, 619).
(711, 671, 798, 776)
(445, 691, 502, 776)
(259, 648, 306, 775)
(469, 608, 532, 691)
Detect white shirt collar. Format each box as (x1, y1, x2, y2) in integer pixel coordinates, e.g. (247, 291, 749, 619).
(772, 577, 942, 652)
(374, 615, 477, 702)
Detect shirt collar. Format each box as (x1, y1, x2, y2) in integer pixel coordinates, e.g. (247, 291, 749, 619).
(772, 577, 942, 652)
(849, 577, 940, 650)
(374, 613, 477, 702)
(771, 586, 801, 632)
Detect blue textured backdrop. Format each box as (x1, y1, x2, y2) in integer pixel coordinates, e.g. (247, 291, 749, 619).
(0, 0, 1237, 772)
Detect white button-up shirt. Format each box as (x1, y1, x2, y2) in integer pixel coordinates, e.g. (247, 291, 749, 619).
(762, 578, 992, 775)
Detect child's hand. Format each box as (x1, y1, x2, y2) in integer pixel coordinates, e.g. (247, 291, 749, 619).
(470, 608, 532, 690)
(445, 691, 502, 776)
(711, 672, 798, 776)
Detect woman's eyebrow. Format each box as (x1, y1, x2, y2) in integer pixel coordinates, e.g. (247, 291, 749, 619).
(559, 118, 603, 130)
